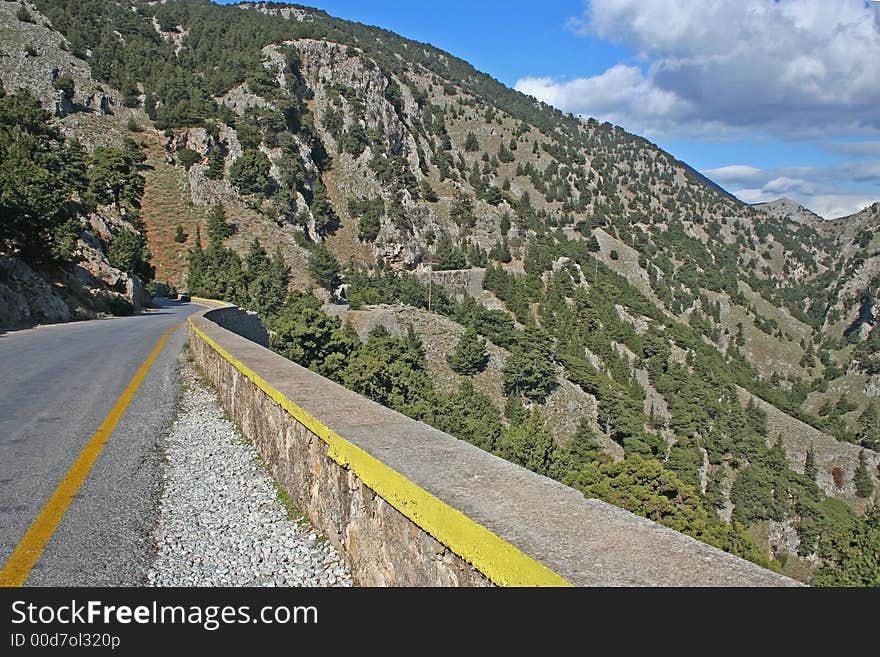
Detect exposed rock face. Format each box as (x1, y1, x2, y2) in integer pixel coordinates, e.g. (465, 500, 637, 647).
(0, 3, 116, 116)
(412, 267, 486, 301)
(755, 198, 824, 224)
(866, 375, 880, 399)
(0, 256, 72, 327)
(76, 236, 152, 312)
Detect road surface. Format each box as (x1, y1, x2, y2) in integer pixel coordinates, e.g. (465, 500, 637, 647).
(0, 300, 197, 586)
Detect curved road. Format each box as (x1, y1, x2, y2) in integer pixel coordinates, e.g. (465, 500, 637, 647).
(0, 300, 198, 586)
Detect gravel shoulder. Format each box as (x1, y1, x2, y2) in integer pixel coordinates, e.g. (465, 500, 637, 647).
(147, 356, 352, 587)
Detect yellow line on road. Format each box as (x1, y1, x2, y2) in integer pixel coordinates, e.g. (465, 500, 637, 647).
(0, 321, 182, 587)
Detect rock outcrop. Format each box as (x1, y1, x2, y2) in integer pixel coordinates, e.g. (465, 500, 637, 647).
(0, 256, 71, 327)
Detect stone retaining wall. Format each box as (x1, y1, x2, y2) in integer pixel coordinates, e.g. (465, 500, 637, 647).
(411, 268, 485, 300)
(201, 306, 269, 347)
(187, 308, 797, 587)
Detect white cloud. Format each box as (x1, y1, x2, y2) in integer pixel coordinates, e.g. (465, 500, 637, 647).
(701, 160, 880, 218)
(517, 0, 880, 139)
(735, 187, 874, 218)
(701, 165, 763, 183)
(515, 65, 697, 136)
(806, 194, 877, 219)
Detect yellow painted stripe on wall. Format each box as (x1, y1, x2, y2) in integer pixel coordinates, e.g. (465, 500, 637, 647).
(189, 296, 233, 308)
(189, 319, 571, 587)
(0, 322, 182, 587)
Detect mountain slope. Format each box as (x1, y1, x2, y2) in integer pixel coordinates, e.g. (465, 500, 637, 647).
(5, 0, 878, 583)
(755, 198, 824, 224)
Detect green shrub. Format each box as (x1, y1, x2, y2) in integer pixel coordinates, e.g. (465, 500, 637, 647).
(177, 148, 202, 170)
(52, 75, 75, 100)
(17, 6, 35, 23)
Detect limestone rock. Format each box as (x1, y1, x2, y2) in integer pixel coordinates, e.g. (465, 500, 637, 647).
(0, 256, 71, 327)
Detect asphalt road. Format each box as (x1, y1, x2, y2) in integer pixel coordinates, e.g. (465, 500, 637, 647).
(0, 300, 198, 586)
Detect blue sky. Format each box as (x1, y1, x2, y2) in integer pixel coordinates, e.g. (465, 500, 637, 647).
(217, 1, 880, 218)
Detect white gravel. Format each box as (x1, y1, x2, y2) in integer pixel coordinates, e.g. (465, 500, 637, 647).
(147, 361, 352, 587)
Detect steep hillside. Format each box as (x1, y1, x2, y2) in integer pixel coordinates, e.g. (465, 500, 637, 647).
(0, 1, 155, 326)
(5, 0, 878, 584)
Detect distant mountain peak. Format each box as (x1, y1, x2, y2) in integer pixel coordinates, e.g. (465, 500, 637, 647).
(755, 197, 824, 223)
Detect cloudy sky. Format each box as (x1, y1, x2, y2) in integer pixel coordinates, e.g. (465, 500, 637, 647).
(219, 0, 880, 218)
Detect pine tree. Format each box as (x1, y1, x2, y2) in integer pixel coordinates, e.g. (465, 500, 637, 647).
(496, 409, 560, 478)
(404, 323, 426, 362)
(854, 450, 874, 498)
(736, 322, 746, 347)
(206, 149, 225, 180)
(565, 418, 604, 470)
(504, 394, 529, 426)
(52, 75, 75, 100)
(463, 131, 479, 152)
(308, 242, 340, 292)
(433, 233, 467, 270)
(812, 507, 880, 586)
(804, 446, 817, 481)
(448, 327, 488, 375)
(502, 329, 557, 402)
(500, 213, 511, 236)
(107, 228, 154, 282)
(244, 237, 270, 281)
(229, 149, 271, 197)
(174, 224, 187, 243)
(87, 146, 145, 211)
(205, 204, 233, 246)
(858, 404, 879, 450)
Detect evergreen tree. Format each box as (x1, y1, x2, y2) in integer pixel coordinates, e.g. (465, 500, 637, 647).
(16, 6, 34, 23)
(52, 75, 75, 100)
(0, 89, 88, 265)
(176, 148, 201, 170)
(309, 180, 339, 237)
(206, 149, 225, 180)
(500, 213, 511, 236)
(804, 446, 817, 481)
(269, 292, 357, 380)
(205, 203, 233, 246)
(448, 327, 488, 375)
(854, 450, 874, 499)
(269, 246, 289, 286)
(502, 329, 557, 402)
(564, 418, 605, 470)
(107, 228, 154, 282)
(504, 394, 529, 425)
(495, 409, 561, 478)
(858, 404, 879, 450)
(812, 507, 880, 586)
(174, 224, 187, 243)
(308, 242, 341, 292)
(463, 131, 479, 152)
(341, 324, 437, 420)
(433, 380, 503, 451)
(87, 147, 145, 211)
(566, 454, 772, 568)
(488, 239, 512, 263)
(351, 196, 383, 242)
(404, 323, 426, 363)
(244, 238, 270, 281)
(433, 233, 467, 270)
(229, 149, 271, 197)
